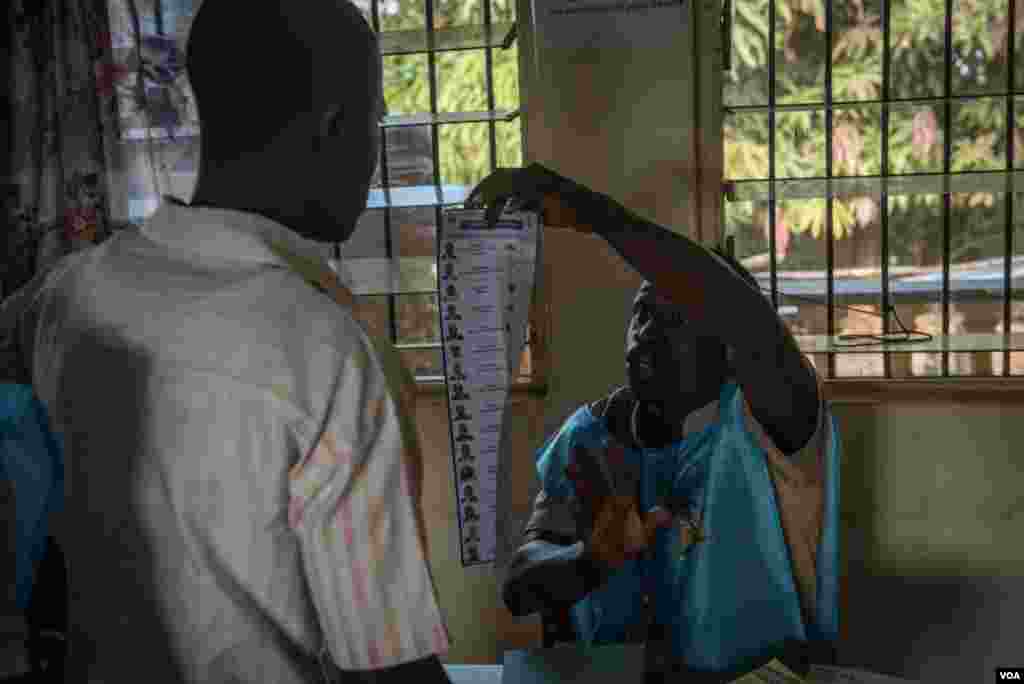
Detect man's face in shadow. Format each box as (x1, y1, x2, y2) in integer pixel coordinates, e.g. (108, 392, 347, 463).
(316, 47, 386, 242)
(625, 282, 727, 404)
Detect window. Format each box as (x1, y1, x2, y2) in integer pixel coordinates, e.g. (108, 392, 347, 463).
(723, 0, 1023, 378)
(343, 0, 528, 384)
(108, 0, 531, 385)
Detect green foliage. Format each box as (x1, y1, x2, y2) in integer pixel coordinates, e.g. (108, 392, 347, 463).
(725, 0, 1020, 266)
(381, 0, 521, 188)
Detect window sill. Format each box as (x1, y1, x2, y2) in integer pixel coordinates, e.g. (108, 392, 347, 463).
(824, 377, 1024, 404)
(795, 333, 1024, 355)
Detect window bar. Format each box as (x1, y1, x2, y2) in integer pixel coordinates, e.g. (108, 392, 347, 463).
(484, 0, 499, 171)
(370, 0, 382, 65)
(767, 0, 779, 313)
(729, 92, 1024, 113)
(824, 0, 836, 379)
(941, 0, 953, 376)
(344, 2, 388, 266)
(727, 92, 1021, 114)
(426, 0, 442, 191)
(1004, 0, 1017, 376)
(154, 0, 164, 35)
(373, 0, 399, 347)
(427, 0, 444, 367)
(880, 0, 892, 377)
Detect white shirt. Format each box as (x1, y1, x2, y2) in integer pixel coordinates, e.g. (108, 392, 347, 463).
(1, 199, 449, 683)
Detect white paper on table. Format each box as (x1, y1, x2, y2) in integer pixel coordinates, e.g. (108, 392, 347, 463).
(728, 658, 805, 684)
(807, 665, 920, 684)
(438, 209, 540, 566)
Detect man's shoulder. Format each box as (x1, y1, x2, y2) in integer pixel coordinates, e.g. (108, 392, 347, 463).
(733, 378, 831, 461)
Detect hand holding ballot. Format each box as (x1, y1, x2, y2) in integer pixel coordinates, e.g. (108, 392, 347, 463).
(465, 162, 603, 234)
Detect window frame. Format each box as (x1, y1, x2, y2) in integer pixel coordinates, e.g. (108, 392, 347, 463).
(355, 0, 545, 393)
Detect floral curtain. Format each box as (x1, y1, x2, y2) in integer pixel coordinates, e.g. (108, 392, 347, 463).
(2, 0, 200, 376)
(5, 0, 117, 299)
(3, 0, 200, 299)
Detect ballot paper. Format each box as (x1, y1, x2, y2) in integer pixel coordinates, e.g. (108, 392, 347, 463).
(806, 665, 919, 684)
(438, 209, 541, 566)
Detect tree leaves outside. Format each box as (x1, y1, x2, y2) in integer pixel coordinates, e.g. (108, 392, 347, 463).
(725, 0, 1024, 274)
(379, 0, 521, 189)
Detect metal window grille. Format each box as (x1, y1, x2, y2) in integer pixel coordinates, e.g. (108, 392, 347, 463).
(345, 0, 522, 383)
(724, 0, 1023, 378)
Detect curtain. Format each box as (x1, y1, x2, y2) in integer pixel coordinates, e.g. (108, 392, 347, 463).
(3, 0, 200, 296)
(2, 0, 201, 377)
(5, 0, 118, 298)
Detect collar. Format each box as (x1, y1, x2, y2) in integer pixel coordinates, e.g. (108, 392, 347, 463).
(140, 196, 335, 269)
(682, 398, 720, 436)
(630, 396, 720, 450)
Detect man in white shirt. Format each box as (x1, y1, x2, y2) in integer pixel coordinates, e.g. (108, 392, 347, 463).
(0, 1, 453, 682)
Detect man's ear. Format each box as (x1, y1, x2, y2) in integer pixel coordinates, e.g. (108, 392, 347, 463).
(315, 105, 346, 151)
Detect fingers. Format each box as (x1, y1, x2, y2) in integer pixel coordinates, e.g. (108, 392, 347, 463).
(604, 440, 626, 466)
(465, 167, 548, 229)
(465, 170, 502, 207)
(643, 506, 673, 547)
(589, 496, 632, 568)
(484, 198, 508, 230)
(466, 168, 513, 209)
(646, 506, 673, 529)
(590, 511, 624, 567)
(622, 507, 647, 554)
(590, 501, 678, 569)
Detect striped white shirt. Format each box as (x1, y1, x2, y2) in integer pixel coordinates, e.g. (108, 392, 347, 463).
(1, 199, 449, 683)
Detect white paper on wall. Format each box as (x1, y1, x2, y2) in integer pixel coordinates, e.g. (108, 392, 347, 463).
(531, 0, 689, 50)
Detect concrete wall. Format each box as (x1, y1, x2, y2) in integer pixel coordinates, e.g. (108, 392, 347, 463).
(833, 401, 1024, 683)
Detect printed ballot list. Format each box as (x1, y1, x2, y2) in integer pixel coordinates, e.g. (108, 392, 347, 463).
(438, 209, 540, 566)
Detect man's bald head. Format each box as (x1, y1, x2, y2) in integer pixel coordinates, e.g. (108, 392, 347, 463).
(188, 0, 375, 152)
(187, 1, 384, 243)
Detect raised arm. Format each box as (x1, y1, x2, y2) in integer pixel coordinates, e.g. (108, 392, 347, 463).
(467, 164, 820, 455)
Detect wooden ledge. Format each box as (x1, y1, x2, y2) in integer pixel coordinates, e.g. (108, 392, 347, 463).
(824, 378, 1024, 404)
